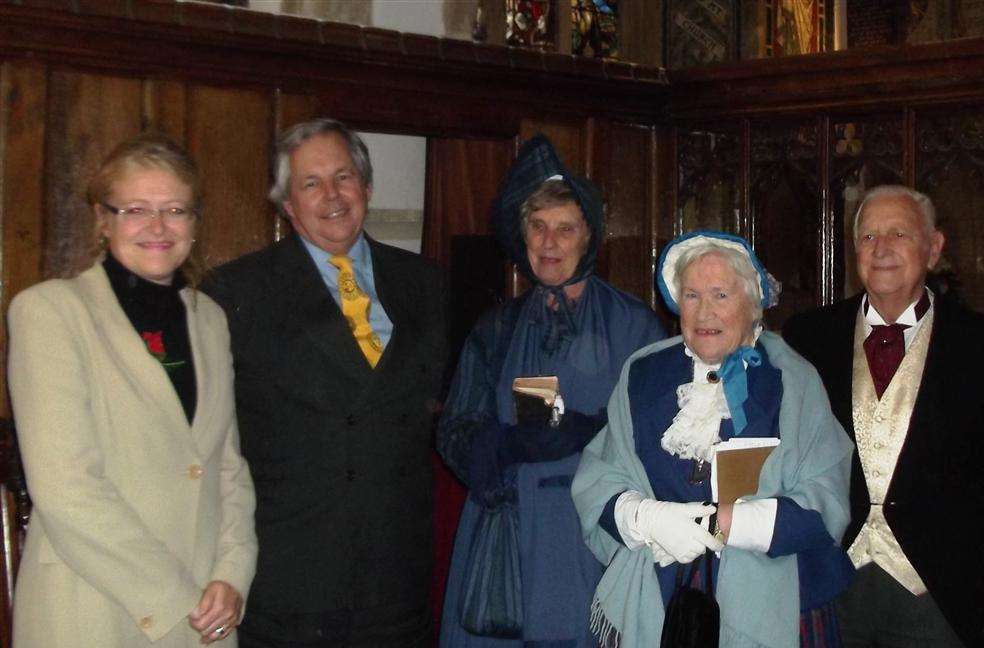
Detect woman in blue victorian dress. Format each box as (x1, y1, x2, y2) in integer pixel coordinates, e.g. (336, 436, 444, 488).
(572, 231, 855, 648)
(437, 136, 665, 647)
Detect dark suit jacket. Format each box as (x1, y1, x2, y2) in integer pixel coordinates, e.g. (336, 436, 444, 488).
(203, 233, 448, 624)
(783, 294, 984, 647)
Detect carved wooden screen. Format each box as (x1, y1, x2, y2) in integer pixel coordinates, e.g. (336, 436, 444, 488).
(668, 37, 984, 326)
(749, 118, 823, 328)
(669, 119, 825, 328)
(828, 113, 905, 298)
(915, 106, 984, 312)
(676, 126, 742, 235)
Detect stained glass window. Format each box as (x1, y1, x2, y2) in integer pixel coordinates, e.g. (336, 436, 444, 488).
(665, 0, 737, 69)
(506, 0, 556, 49)
(572, 0, 619, 58)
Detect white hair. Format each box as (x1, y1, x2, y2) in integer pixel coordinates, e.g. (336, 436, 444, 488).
(672, 241, 763, 324)
(853, 185, 937, 241)
(268, 118, 372, 215)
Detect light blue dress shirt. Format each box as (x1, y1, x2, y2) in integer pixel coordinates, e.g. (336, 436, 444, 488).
(299, 234, 394, 349)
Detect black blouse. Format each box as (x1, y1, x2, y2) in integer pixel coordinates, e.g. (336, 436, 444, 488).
(103, 254, 197, 424)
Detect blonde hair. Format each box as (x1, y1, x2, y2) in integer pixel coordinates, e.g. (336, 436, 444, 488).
(86, 132, 207, 288)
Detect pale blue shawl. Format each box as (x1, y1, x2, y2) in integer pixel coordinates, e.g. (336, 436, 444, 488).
(571, 332, 853, 648)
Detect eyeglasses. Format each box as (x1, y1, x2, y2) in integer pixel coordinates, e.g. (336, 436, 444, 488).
(101, 202, 197, 224)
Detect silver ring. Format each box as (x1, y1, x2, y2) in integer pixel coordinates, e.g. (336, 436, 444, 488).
(213, 626, 226, 635)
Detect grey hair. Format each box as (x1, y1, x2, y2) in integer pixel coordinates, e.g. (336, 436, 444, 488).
(673, 242, 764, 324)
(268, 118, 373, 212)
(853, 185, 937, 241)
(519, 179, 579, 232)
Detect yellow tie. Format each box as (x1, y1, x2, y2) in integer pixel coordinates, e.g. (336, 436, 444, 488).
(329, 255, 383, 367)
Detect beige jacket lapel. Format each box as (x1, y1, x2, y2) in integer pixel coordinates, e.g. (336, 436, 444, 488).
(77, 264, 192, 435)
(181, 288, 223, 444)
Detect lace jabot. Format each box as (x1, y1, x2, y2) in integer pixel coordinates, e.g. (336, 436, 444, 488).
(660, 346, 730, 462)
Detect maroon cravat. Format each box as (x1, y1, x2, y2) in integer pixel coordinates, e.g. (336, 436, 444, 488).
(862, 292, 931, 399)
(863, 323, 909, 399)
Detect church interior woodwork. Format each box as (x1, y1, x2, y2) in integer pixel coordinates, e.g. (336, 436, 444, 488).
(3, 2, 984, 644)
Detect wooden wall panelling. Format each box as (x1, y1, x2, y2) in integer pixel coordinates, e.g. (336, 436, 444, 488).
(185, 84, 275, 266)
(0, 4, 667, 134)
(43, 69, 144, 280)
(423, 135, 515, 351)
(0, 61, 47, 417)
(590, 119, 656, 305)
(277, 92, 321, 135)
(0, 60, 48, 648)
(422, 137, 514, 270)
(620, 1, 663, 68)
(520, 118, 587, 174)
(308, 82, 525, 141)
(143, 79, 188, 142)
(668, 38, 984, 121)
(427, 135, 517, 350)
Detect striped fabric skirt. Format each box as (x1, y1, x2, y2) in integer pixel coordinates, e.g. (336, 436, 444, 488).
(801, 602, 842, 648)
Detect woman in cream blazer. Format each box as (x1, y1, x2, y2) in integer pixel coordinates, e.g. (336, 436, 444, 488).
(6, 133, 256, 647)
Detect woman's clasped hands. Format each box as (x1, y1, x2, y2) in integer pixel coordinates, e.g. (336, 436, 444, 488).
(189, 580, 243, 645)
(614, 490, 724, 566)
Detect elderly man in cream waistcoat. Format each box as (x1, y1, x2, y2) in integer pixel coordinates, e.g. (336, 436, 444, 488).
(783, 185, 983, 648)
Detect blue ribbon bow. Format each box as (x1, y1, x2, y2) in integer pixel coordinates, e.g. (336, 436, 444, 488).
(719, 345, 762, 435)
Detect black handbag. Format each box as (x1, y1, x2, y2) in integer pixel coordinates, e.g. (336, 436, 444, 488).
(458, 496, 523, 638)
(659, 514, 720, 648)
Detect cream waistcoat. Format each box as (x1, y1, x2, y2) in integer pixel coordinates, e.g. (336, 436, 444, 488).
(849, 308, 934, 595)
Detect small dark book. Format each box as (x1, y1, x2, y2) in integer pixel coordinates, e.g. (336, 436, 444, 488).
(512, 376, 561, 426)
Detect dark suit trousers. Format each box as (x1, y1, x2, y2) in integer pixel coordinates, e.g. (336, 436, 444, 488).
(836, 563, 965, 647)
(237, 603, 432, 648)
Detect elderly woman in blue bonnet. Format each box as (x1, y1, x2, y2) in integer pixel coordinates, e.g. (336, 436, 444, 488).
(437, 136, 665, 647)
(572, 231, 855, 648)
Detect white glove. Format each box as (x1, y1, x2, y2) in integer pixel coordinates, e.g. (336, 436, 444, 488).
(615, 491, 722, 566)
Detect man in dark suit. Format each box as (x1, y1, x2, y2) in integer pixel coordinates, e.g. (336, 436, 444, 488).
(783, 186, 982, 648)
(204, 118, 448, 647)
